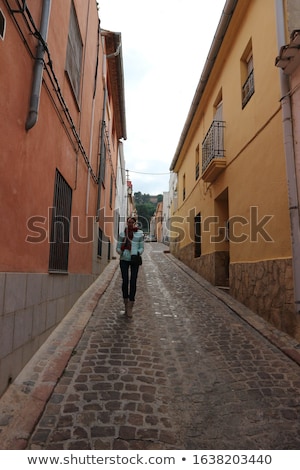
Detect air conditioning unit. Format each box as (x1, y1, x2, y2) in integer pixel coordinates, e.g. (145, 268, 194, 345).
(0, 9, 6, 41)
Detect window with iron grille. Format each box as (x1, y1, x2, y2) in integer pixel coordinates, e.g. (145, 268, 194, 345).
(109, 174, 113, 208)
(107, 239, 111, 260)
(195, 145, 200, 180)
(194, 213, 201, 258)
(99, 142, 106, 186)
(49, 170, 72, 272)
(98, 227, 103, 257)
(0, 9, 6, 40)
(65, 1, 83, 102)
(241, 42, 254, 108)
(242, 67, 254, 108)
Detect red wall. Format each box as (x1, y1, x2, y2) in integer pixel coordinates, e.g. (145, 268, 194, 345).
(0, 0, 118, 274)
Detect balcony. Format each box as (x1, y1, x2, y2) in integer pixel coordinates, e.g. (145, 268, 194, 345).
(202, 120, 226, 182)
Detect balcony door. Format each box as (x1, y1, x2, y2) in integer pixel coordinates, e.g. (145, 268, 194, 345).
(214, 101, 223, 157)
(214, 101, 223, 121)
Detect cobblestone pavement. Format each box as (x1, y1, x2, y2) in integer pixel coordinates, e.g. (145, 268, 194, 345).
(3, 243, 300, 450)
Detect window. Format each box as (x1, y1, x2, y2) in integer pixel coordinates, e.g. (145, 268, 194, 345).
(194, 213, 201, 258)
(109, 174, 113, 208)
(49, 170, 72, 272)
(241, 41, 254, 108)
(0, 9, 6, 40)
(98, 227, 103, 257)
(65, 1, 83, 102)
(107, 239, 111, 260)
(195, 145, 200, 180)
(99, 142, 106, 185)
(182, 174, 186, 201)
(214, 98, 223, 121)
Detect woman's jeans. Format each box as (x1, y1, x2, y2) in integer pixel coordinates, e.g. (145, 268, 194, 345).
(120, 260, 139, 301)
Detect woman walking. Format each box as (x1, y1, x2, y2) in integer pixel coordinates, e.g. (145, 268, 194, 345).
(117, 217, 144, 318)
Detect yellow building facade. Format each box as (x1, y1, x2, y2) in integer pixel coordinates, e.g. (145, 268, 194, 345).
(169, 0, 300, 339)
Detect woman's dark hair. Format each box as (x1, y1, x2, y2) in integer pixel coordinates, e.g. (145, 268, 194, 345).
(127, 217, 136, 223)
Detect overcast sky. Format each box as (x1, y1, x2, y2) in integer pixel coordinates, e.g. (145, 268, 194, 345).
(99, 0, 226, 195)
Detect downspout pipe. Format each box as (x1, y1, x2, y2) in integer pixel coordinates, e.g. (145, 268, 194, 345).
(275, 0, 300, 313)
(25, 0, 52, 131)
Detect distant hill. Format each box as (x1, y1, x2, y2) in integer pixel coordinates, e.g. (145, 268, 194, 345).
(134, 192, 163, 232)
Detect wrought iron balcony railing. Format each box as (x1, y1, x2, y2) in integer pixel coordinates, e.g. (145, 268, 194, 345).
(202, 120, 225, 173)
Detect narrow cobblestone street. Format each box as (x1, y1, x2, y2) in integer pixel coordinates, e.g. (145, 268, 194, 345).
(1, 243, 300, 450)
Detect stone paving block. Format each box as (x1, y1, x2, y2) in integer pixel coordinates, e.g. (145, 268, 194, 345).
(1, 244, 300, 450)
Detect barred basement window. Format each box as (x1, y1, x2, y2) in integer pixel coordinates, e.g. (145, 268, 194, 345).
(49, 170, 72, 272)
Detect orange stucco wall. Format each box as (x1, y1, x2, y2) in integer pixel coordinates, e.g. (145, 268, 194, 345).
(0, 0, 122, 396)
(0, 0, 118, 274)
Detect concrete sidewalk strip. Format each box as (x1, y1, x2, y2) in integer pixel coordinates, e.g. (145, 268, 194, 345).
(0, 260, 118, 450)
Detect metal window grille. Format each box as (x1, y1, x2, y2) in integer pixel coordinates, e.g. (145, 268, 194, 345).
(0, 9, 6, 40)
(195, 162, 199, 180)
(194, 213, 201, 258)
(202, 120, 225, 173)
(107, 239, 111, 260)
(242, 69, 255, 108)
(99, 142, 106, 185)
(109, 174, 113, 207)
(98, 227, 103, 257)
(65, 1, 82, 102)
(49, 170, 72, 272)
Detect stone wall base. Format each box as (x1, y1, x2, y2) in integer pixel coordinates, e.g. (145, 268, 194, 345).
(170, 242, 300, 341)
(170, 242, 229, 286)
(230, 259, 300, 340)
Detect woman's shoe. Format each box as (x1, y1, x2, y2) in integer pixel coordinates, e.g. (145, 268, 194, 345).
(124, 298, 129, 315)
(127, 301, 134, 317)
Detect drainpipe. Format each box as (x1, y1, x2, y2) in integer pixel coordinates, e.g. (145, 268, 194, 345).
(25, 0, 52, 131)
(275, 0, 300, 314)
